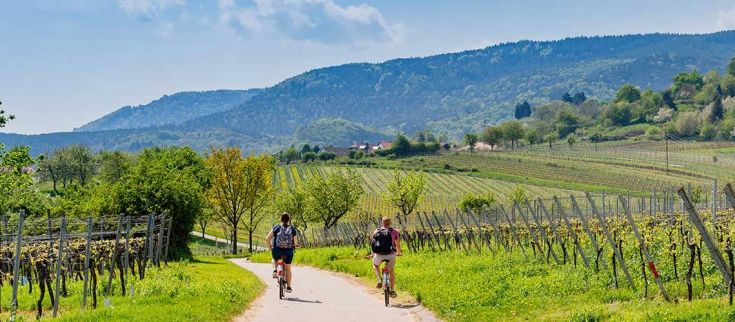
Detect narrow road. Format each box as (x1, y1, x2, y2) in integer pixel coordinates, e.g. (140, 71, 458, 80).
(190, 231, 266, 251)
(230, 259, 439, 322)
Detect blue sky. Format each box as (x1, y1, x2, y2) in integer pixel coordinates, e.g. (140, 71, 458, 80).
(2, 0, 735, 134)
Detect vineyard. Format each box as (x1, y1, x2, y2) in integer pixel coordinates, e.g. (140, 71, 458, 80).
(297, 183, 735, 307)
(0, 212, 171, 320)
(271, 164, 577, 216)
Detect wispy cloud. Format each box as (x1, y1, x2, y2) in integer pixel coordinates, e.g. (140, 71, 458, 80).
(717, 6, 735, 29)
(117, 0, 185, 21)
(217, 0, 405, 45)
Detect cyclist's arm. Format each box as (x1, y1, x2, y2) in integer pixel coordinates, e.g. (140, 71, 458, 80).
(293, 234, 300, 248)
(395, 237, 402, 256)
(265, 230, 274, 251)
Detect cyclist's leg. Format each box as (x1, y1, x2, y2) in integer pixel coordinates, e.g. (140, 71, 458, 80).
(372, 254, 382, 287)
(284, 249, 294, 286)
(386, 254, 397, 290)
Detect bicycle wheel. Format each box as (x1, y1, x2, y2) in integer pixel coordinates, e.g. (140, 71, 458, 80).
(383, 273, 390, 307)
(279, 278, 285, 300)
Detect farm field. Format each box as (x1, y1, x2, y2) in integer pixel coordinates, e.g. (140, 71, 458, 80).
(273, 164, 579, 216)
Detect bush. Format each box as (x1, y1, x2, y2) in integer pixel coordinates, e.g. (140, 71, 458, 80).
(301, 152, 317, 162)
(318, 152, 337, 161)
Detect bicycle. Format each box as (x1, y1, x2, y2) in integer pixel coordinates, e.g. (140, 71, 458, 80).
(275, 257, 287, 300)
(379, 259, 391, 307)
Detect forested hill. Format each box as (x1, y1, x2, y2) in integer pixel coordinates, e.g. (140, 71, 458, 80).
(5, 31, 735, 154)
(75, 89, 262, 132)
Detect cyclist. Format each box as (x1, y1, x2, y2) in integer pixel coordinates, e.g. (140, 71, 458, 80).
(266, 212, 299, 292)
(370, 216, 402, 298)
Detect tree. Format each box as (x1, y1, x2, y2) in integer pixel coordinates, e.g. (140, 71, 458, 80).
(555, 108, 580, 138)
(561, 92, 573, 103)
(710, 92, 724, 122)
(305, 168, 364, 228)
(207, 148, 274, 253)
(383, 170, 427, 218)
(312, 145, 321, 154)
(301, 144, 312, 156)
(464, 133, 478, 152)
(392, 134, 411, 155)
(614, 84, 641, 103)
(566, 133, 577, 149)
(0, 102, 15, 128)
(481, 126, 503, 150)
(500, 121, 524, 149)
(514, 101, 532, 119)
(589, 128, 603, 151)
(276, 185, 313, 230)
(673, 72, 704, 95)
(459, 192, 496, 213)
(282, 146, 299, 163)
(524, 128, 542, 145)
(728, 57, 735, 77)
(197, 206, 215, 238)
(112, 147, 210, 257)
(571, 92, 587, 105)
(301, 152, 317, 163)
(604, 103, 633, 126)
(545, 132, 557, 149)
(67, 145, 96, 186)
(98, 151, 133, 184)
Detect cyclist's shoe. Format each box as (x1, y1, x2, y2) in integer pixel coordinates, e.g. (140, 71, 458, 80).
(286, 286, 293, 293)
(390, 291, 397, 298)
(272, 270, 277, 279)
(376, 280, 382, 289)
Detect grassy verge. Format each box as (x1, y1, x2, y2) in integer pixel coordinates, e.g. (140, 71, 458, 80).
(252, 247, 735, 321)
(3, 256, 263, 321)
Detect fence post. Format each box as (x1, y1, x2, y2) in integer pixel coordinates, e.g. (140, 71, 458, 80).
(585, 192, 637, 290)
(553, 196, 590, 268)
(10, 210, 25, 321)
(619, 195, 671, 301)
(678, 188, 732, 287)
(514, 202, 542, 258)
(53, 215, 65, 317)
(538, 198, 568, 263)
(713, 180, 718, 223)
(123, 216, 131, 284)
(156, 214, 165, 267)
(525, 199, 560, 264)
(82, 217, 93, 308)
(164, 217, 173, 264)
(724, 183, 735, 209)
(106, 214, 124, 296)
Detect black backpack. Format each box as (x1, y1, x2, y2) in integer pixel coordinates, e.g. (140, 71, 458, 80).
(371, 228, 394, 255)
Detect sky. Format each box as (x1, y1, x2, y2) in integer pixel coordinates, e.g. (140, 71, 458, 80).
(2, 0, 735, 134)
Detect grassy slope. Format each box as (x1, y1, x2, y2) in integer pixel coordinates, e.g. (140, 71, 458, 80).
(4, 256, 263, 321)
(252, 247, 735, 322)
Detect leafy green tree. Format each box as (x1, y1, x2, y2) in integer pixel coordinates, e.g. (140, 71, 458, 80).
(276, 185, 314, 230)
(728, 58, 735, 77)
(98, 151, 133, 184)
(206, 148, 274, 253)
(459, 192, 496, 213)
(282, 146, 299, 163)
(113, 146, 210, 257)
(672, 72, 704, 96)
(67, 145, 96, 186)
(318, 152, 336, 161)
(464, 133, 478, 152)
(710, 92, 724, 122)
(500, 121, 524, 149)
(301, 144, 312, 156)
(508, 186, 526, 205)
(635, 90, 663, 123)
(302, 152, 317, 162)
(514, 101, 532, 119)
(604, 103, 633, 126)
(561, 92, 573, 103)
(524, 128, 542, 145)
(614, 84, 642, 103)
(0, 102, 15, 128)
(392, 134, 411, 155)
(481, 126, 503, 150)
(544, 132, 557, 149)
(566, 133, 577, 149)
(555, 108, 580, 138)
(305, 168, 364, 228)
(312, 145, 321, 154)
(197, 206, 215, 238)
(571, 92, 587, 105)
(383, 170, 427, 218)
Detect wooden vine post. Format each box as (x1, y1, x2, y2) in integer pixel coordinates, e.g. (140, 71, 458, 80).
(678, 188, 732, 287)
(537, 198, 568, 263)
(499, 205, 527, 256)
(11, 210, 25, 321)
(585, 192, 637, 290)
(53, 216, 66, 317)
(619, 195, 671, 301)
(553, 196, 590, 268)
(524, 199, 561, 264)
(514, 202, 542, 257)
(82, 217, 93, 308)
(105, 214, 124, 296)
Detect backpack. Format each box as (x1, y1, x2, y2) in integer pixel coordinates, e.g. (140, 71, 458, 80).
(371, 228, 394, 255)
(274, 225, 295, 249)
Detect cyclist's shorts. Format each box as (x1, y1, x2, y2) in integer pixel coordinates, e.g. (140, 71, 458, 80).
(372, 253, 396, 270)
(272, 247, 294, 264)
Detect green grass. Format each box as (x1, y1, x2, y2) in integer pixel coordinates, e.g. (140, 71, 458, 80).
(3, 256, 263, 321)
(252, 247, 735, 322)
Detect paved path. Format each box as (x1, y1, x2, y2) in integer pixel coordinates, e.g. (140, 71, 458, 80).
(190, 231, 266, 251)
(230, 259, 439, 322)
